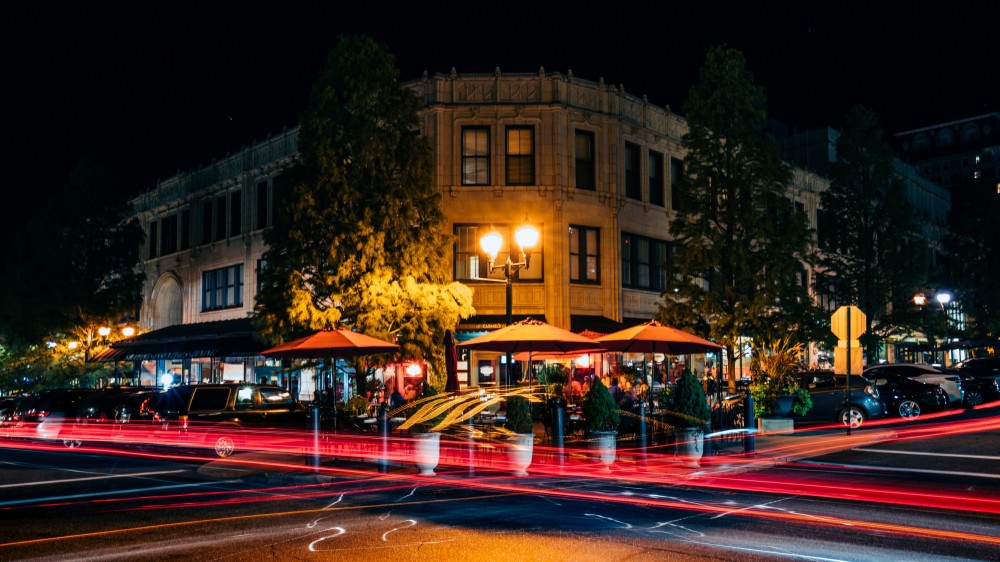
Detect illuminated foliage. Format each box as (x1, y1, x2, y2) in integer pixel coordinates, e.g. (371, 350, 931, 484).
(253, 35, 474, 374)
(749, 337, 812, 418)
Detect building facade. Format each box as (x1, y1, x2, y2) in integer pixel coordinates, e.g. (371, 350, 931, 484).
(129, 69, 825, 392)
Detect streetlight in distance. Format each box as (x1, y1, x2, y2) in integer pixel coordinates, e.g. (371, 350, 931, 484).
(480, 219, 539, 385)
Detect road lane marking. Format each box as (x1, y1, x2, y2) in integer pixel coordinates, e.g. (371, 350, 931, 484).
(854, 447, 1000, 461)
(0, 469, 187, 489)
(0, 481, 234, 508)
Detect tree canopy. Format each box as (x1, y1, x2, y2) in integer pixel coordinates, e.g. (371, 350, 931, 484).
(252, 34, 473, 373)
(816, 105, 928, 359)
(658, 45, 816, 389)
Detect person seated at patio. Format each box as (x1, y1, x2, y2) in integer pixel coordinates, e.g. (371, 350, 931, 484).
(565, 378, 583, 404)
(389, 388, 405, 411)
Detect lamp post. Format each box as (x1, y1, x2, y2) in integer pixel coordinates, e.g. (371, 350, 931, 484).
(914, 291, 954, 365)
(480, 220, 539, 386)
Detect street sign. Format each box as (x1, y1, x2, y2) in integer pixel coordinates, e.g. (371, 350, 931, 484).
(831, 306, 866, 376)
(831, 305, 865, 341)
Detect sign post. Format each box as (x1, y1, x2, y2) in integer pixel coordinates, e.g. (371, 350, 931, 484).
(831, 305, 866, 435)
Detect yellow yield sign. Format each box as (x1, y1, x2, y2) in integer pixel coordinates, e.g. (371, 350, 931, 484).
(831, 305, 865, 375)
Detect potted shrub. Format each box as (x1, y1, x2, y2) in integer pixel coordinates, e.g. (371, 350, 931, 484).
(748, 338, 812, 434)
(504, 395, 535, 476)
(672, 368, 711, 468)
(582, 377, 621, 472)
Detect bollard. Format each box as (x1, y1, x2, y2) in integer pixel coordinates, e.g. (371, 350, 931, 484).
(467, 408, 477, 476)
(311, 402, 322, 471)
(744, 393, 756, 457)
(548, 397, 565, 470)
(637, 399, 648, 469)
(378, 402, 390, 473)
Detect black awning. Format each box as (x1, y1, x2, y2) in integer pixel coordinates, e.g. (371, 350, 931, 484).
(456, 314, 539, 331)
(104, 318, 268, 361)
(570, 315, 625, 334)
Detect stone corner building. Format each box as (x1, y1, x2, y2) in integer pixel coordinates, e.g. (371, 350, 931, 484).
(127, 69, 826, 391)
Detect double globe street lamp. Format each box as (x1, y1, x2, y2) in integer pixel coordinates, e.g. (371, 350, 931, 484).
(479, 220, 539, 386)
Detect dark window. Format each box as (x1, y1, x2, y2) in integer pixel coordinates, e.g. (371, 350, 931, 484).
(214, 196, 227, 241)
(202, 264, 244, 311)
(648, 150, 664, 206)
(256, 180, 270, 229)
(179, 209, 190, 250)
(148, 221, 158, 259)
(462, 127, 490, 185)
(670, 157, 684, 210)
(230, 190, 242, 237)
(569, 225, 600, 284)
(506, 126, 535, 185)
(575, 130, 595, 190)
(621, 233, 670, 291)
(160, 214, 177, 256)
(201, 200, 213, 245)
(625, 143, 641, 200)
(453, 224, 543, 282)
(188, 387, 231, 411)
(256, 259, 269, 297)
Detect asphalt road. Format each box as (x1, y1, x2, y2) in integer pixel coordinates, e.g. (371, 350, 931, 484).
(1, 420, 999, 562)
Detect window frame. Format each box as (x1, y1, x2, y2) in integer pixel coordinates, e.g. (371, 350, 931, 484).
(453, 223, 543, 283)
(621, 232, 670, 291)
(624, 143, 641, 200)
(575, 130, 596, 190)
(648, 150, 664, 207)
(461, 126, 491, 186)
(201, 263, 244, 312)
(569, 225, 600, 284)
(505, 126, 535, 186)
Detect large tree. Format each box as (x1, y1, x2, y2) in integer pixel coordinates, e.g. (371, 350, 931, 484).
(253, 35, 473, 374)
(0, 159, 145, 348)
(816, 105, 928, 360)
(658, 45, 816, 390)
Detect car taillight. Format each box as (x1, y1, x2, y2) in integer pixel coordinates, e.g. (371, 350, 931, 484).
(865, 385, 879, 399)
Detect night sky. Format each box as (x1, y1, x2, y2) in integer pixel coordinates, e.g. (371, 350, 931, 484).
(5, 2, 997, 239)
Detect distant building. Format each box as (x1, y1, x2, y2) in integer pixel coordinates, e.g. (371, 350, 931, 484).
(894, 113, 1000, 193)
(126, 69, 825, 391)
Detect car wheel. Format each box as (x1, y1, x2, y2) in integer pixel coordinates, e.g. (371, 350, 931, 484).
(964, 390, 984, 407)
(839, 407, 865, 428)
(898, 400, 921, 419)
(62, 439, 83, 448)
(210, 434, 237, 458)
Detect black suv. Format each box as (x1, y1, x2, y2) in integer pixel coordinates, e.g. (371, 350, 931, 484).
(773, 371, 886, 428)
(147, 384, 313, 458)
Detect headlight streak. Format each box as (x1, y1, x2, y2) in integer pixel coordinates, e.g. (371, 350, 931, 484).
(307, 526, 345, 551)
(584, 514, 632, 528)
(3, 407, 1000, 552)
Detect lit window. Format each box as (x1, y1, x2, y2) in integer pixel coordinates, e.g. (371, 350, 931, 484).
(506, 127, 534, 185)
(462, 127, 490, 185)
(202, 264, 244, 311)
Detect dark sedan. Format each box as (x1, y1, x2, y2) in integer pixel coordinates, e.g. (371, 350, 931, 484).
(864, 372, 947, 419)
(772, 371, 886, 428)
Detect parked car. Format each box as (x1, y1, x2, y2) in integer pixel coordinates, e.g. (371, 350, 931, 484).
(772, 371, 886, 428)
(863, 371, 947, 419)
(77, 387, 153, 424)
(144, 383, 314, 458)
(953, 372, 1000, 407)
(863, 364, 963, 405)
(951, 357, 1000, 383)
(14, 389, 95, 444)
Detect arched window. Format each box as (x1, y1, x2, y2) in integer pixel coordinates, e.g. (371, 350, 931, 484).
(962, 123, 979, 143)
(936, 128, 954, 147)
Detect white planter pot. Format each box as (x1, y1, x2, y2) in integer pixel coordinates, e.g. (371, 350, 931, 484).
(589, 430, 617, 473)
(413, 432, 440, 476)
(760, 417, 794, 435)
(507, 433, 535, 477)
(674, 428, 704, 468)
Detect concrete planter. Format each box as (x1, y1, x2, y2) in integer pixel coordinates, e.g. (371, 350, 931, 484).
(760, 417, 794, 434)
(413, 432, 440, 476)
(589, 430, 617, 473)
(506, 433, 535, 477)
(674, 428, 704, 468)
